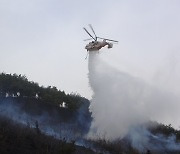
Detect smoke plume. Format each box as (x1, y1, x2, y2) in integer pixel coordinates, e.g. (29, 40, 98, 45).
(88, 52, 180, 142)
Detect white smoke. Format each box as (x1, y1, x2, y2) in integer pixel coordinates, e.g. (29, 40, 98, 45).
(128, 126, 180, 152)
(88, 52, 180, 140)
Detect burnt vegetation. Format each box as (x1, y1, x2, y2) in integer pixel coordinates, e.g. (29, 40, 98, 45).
(0, 115, 96, 154)
(0, 73, 180, 154)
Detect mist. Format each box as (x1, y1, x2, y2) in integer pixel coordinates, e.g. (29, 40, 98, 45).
(88, 52, 180, 140)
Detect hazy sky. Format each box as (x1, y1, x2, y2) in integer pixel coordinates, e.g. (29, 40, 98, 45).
(1, 0, 180, 98)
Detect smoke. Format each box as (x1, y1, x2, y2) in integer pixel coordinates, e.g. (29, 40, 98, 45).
(87, 52, 180, 147)
(0, 98, 90, 141)
(127, 126, 180, 153)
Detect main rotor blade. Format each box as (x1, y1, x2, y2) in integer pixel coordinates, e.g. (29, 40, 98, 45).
(84, 38, 93, 41)
(83, 27, 96, 41)
(89, 24, 97, 39)
(97, 37, 118, 43)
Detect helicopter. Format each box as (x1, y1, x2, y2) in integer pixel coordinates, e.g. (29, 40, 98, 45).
(83, 24, 118, 52)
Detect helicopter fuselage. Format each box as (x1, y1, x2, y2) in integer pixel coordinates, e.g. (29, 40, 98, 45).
(85, 40, 113, 51)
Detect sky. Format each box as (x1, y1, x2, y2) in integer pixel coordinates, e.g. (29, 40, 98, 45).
(0, 0, 180, 99)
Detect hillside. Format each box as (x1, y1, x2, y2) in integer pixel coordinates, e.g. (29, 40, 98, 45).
(0, 73, 95, 153)
(0, 73, 92, 137)
(0, 115, 96, 154)
(0, 73, 180, 154)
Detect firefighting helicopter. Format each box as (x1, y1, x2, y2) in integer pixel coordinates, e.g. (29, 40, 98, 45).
(83, 24, 118, 52)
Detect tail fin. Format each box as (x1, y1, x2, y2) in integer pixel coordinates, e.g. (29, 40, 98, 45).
(108, 43, 113, 48)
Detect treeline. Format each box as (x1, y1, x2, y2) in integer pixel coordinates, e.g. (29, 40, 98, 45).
(149, 122, 180, 142)
(0, 73, 86, 110)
